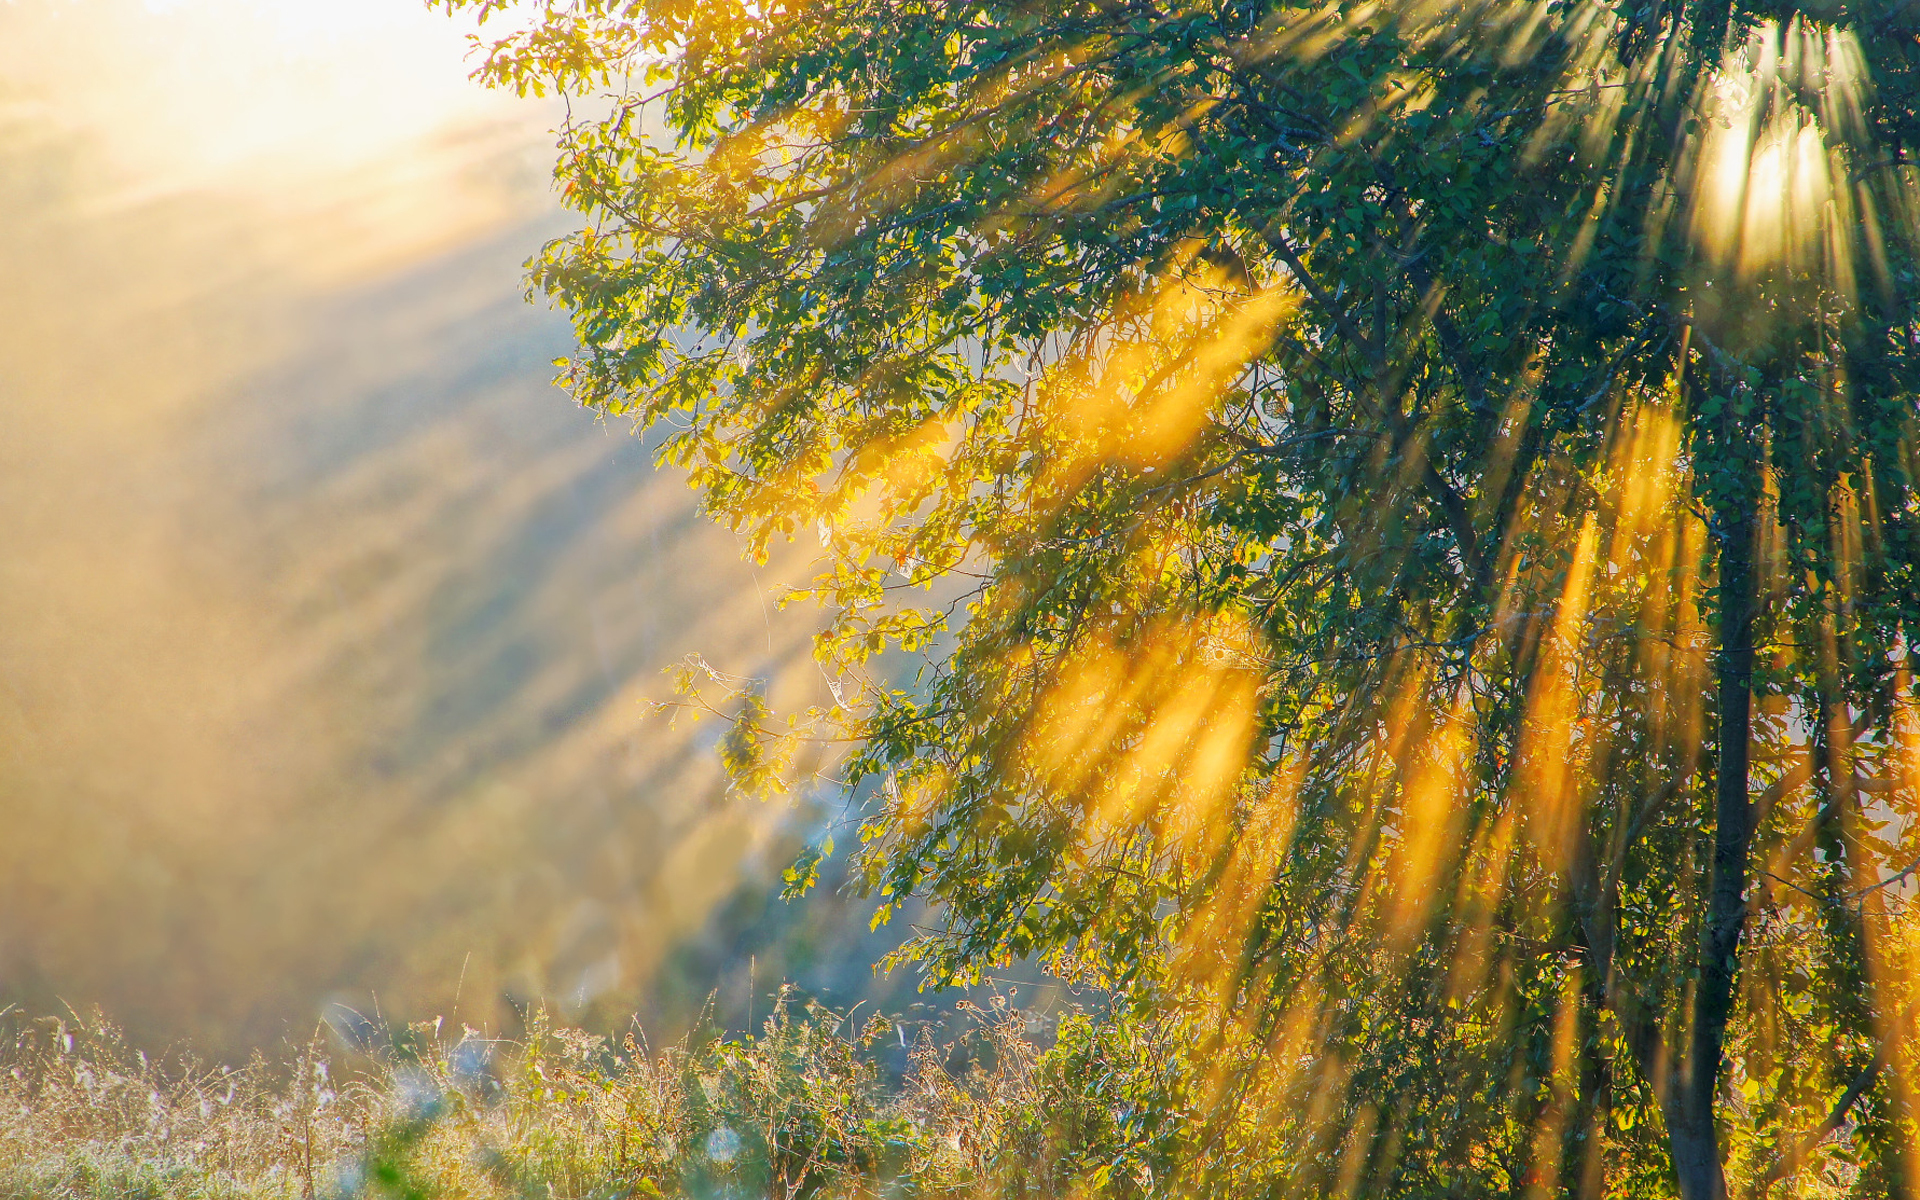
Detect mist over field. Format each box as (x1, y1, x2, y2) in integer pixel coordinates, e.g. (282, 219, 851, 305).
(0, 0, 899, 1058)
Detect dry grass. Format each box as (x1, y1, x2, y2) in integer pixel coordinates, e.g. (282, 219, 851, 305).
(0, 1014, 365, 1200)
(0, 993, 1157, 1200)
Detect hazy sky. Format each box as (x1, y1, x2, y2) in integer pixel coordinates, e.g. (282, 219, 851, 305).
(0, 0, 873, 1056)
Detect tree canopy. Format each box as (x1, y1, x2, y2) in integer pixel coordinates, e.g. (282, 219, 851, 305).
(449, 0, 1920, 1195)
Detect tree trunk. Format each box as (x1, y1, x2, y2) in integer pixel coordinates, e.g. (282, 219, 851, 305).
(1669, 1121, 1726, 1200)
(1669, 501, 1756, 1200)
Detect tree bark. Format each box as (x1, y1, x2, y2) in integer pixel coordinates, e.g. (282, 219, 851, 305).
(1669, 501, 1756, 1200)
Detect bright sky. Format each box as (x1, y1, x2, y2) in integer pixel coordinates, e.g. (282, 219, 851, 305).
(1, 0, 528, 195)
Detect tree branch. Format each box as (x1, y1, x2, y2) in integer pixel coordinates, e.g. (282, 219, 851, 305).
(1261, 227, 1492, 587)
(1757, 1051, 1888, 1193)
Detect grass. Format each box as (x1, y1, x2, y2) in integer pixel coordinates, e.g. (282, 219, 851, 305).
(1, 1012, 360, 1200)
(0, 991, 1176, 1200)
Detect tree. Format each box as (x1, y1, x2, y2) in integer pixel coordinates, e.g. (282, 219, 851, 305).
(447, 0, 1920, 1194)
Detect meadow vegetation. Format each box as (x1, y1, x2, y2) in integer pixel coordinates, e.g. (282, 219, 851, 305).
(0, 993, 1231, 1200)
